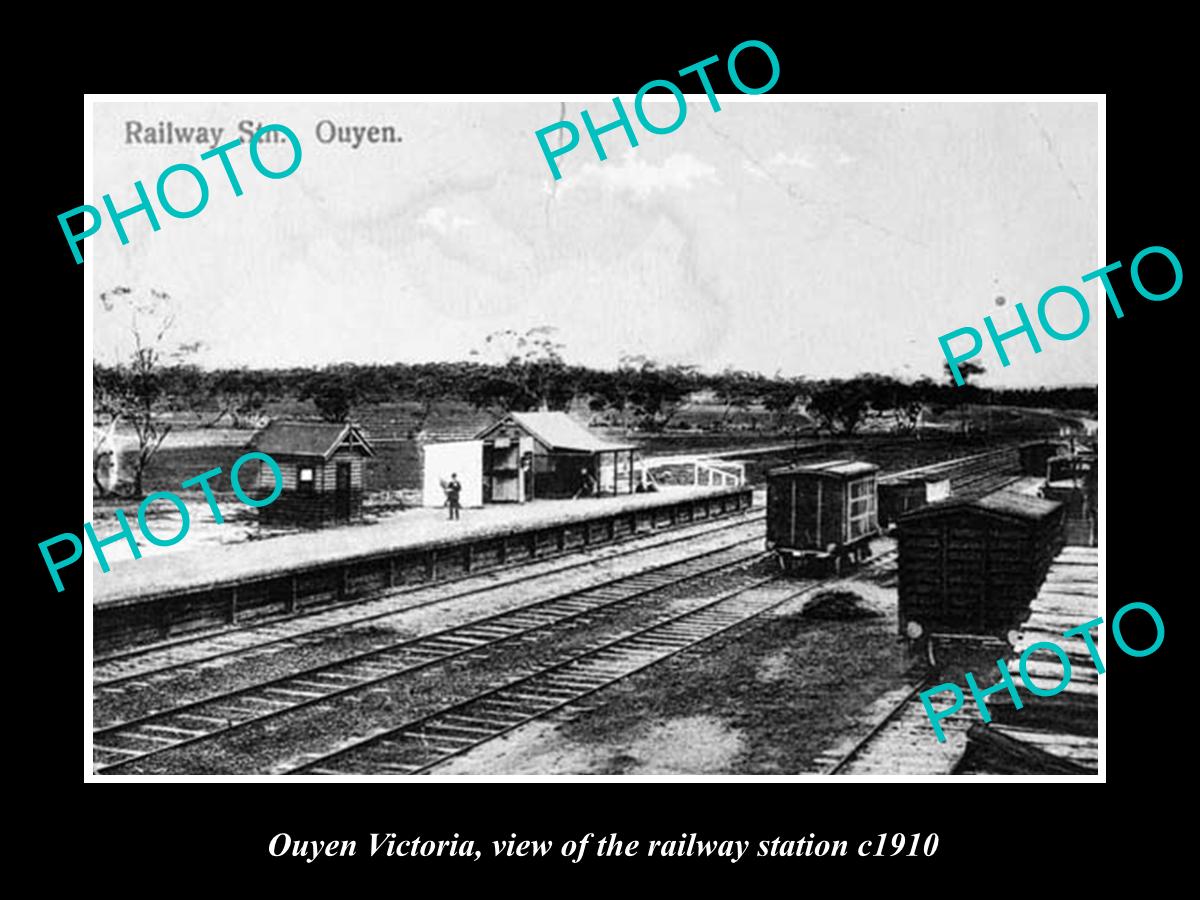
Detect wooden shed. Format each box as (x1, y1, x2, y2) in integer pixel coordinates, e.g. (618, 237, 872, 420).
(766, 460, 880, 569)
(474, 412, 638, 502)
(248, 421, 375, 525)
(897, 491, 1065, 642)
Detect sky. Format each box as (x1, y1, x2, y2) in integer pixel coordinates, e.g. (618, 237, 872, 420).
(91, 99, 1098, 387)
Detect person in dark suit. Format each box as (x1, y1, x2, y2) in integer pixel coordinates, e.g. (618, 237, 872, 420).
(576, 467, 597, 498)
(445, 473, 462, 520)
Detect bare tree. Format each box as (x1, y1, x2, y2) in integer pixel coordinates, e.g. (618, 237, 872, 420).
(467, 326, 574, 412)
(94, 286, 194, 497)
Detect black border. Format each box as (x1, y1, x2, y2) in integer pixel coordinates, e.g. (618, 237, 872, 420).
(27, 25, 1184, 884)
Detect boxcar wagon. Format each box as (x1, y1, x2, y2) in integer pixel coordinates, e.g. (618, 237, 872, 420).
(897, 490, 1065, 649)
(766, 460, 880, 574)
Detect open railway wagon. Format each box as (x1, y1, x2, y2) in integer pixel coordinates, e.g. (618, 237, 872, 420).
(765, 460, 880, 575)
(896, 490, 1066, 661)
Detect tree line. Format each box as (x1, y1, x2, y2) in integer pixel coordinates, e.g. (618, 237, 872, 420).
(94, 295, 1097, 498)
(98, 354, 1096, 434)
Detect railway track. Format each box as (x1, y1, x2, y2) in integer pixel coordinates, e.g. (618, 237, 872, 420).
(286, 549, 899, 776)
(94, 510, 766, 693)
(935, 449, 1025, 499)
(822, 669, 984, 775)
(822, 675, 932, 774)
(881, 446, 1022, 500)
(93, 535, 769, 774)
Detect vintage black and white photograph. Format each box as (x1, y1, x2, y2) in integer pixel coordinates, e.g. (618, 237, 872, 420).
(87, 97, 1099, 777)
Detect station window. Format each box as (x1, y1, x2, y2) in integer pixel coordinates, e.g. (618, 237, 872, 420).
(299, 467, 315, 491)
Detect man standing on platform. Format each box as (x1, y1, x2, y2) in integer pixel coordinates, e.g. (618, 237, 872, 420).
(445, 473, 462, 521)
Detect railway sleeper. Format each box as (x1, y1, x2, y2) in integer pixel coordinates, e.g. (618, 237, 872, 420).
(501, 696, 566, 710)
(543, 675, 603, 688)
(140, 724, 207, 737)
(494, 693, 561, 706)
(442, 714, 509, 728)
(420, 722, 497, 737)
(125, 731, 178, 745)
(92, 745, 138, 763)
(397, 740, 468, 755)
(518, 686, 580, 698)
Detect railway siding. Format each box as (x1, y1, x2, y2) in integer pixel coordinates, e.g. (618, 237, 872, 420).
(288, 551, 898, 776)
(93, 540, 767, 774)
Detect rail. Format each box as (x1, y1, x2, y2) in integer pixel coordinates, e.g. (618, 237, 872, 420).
(94, 534, 767, 774)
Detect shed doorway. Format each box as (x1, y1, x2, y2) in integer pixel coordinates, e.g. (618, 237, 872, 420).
(335, 462, 352, 521)
(483, 437, 533, 503)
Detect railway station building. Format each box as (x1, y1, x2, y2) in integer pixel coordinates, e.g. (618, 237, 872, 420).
(422, 411, 638, 506)
(476, 411, 639, 502)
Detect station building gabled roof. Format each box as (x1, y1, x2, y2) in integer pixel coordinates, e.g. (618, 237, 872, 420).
(476, 412, 637, 453)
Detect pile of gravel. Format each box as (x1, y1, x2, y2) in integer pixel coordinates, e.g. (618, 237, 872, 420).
(801, 590, 883, 620)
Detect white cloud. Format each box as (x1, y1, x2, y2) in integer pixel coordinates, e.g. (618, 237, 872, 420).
(745, 147, 856, 176)
(768, 151, 817, 169)
(417, 205, 476, 234)
(742, 159, 768, 179)
(559, 152, 719, 198)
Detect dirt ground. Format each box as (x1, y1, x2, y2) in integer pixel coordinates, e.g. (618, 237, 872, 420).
(432, 554, 911, 775)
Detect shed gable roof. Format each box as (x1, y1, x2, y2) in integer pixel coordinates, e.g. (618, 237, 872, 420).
(249, 420, 376, 460)
(475, 412, 637, 453)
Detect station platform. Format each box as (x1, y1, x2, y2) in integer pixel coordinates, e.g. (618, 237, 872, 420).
(93, 485, 754, 653)
(956, 545, 1100, 774)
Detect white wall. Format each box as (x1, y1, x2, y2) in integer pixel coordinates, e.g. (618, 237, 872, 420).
(422, 441, 483, 507)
